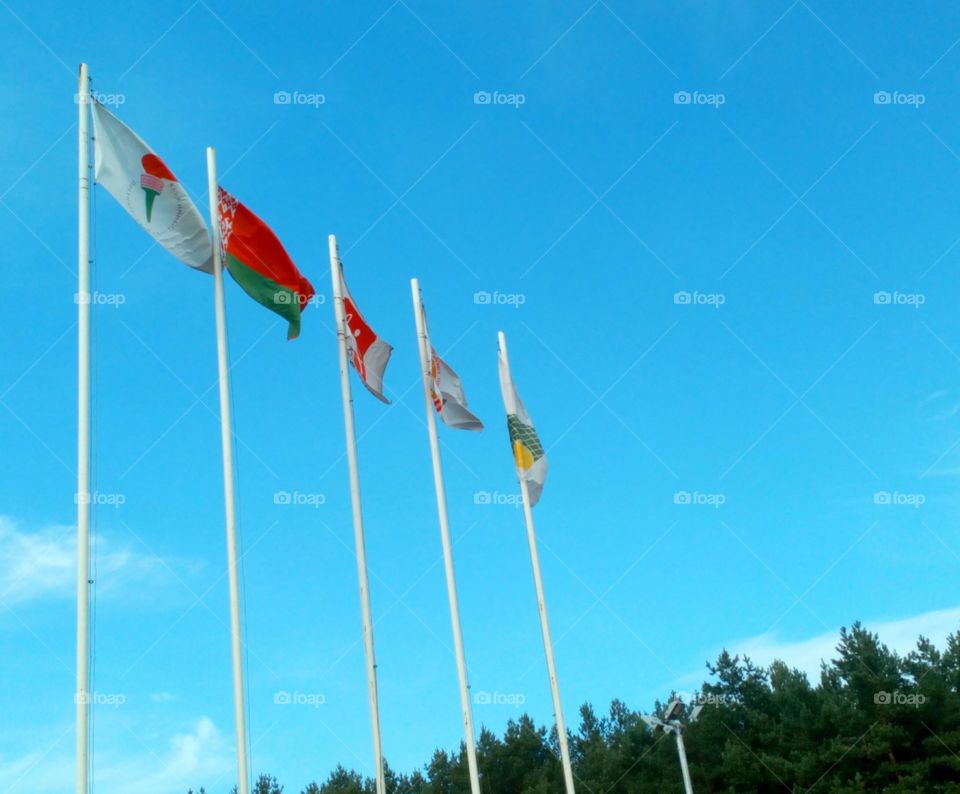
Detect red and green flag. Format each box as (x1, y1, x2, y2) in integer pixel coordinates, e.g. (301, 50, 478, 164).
(217, 187, 314, 339)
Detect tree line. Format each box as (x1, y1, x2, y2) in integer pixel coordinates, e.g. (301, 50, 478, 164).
(188, 622, 960, 793)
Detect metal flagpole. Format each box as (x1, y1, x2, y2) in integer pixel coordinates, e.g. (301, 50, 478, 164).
(75, 61, 91, 794)
(206, 147, 250, 794)
(499, 331, 576, 794)
(676, 730, 694, 794)
(519, 477, 577, 794)
(328, 234, 386, 794)
(410, 278, 481, 794)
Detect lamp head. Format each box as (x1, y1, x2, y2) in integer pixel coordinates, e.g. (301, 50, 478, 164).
(664, 699, 685, 722)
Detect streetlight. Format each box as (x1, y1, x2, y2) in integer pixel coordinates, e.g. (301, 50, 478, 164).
(642, 698, 702, 794)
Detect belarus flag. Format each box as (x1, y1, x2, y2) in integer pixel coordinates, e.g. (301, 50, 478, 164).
(91, 101, 212, 271)
(218, 187, 315, 340)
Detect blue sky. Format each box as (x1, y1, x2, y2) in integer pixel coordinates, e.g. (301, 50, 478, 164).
(4, 1, 960, 791)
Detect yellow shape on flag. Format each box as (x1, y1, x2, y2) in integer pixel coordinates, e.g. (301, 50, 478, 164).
(513, 440, 534, 470)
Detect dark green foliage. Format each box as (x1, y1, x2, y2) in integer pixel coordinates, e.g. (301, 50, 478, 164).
(254, 775, 282, 794)
(192, 623, 960, 792)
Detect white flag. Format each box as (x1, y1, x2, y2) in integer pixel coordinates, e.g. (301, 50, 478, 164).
(91, 100, 212, 271)
(429, 347, 483, 431)
(498, 340, 547, 506)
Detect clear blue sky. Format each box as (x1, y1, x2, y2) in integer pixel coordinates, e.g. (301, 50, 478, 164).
(4, 2, 960, 791)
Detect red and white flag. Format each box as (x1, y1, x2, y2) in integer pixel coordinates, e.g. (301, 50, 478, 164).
(429, 348, 483, 431)
(341, 270, 393, 403)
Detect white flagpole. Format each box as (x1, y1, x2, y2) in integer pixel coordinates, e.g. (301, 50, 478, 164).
(75, 61, 91, 794)
(498, 331, 576, 794)
(410, 279, 482, 794)
(206, 147, 250, 794)
(676, 730, 695, 794)
(328, 234, 386, 794)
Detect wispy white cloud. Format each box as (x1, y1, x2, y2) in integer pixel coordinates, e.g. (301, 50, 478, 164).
(921, 388, 949, 406)
(96, 716, 234, 794)
(718, 604, 960, 684)
(0, 717, 234, 794)
(0, 516, 125, 604)
(921, 466, 960, 478)
(0, 731, 74, 794)
(932, 402, 960, 422)
(0, 515, 177, 606)
(919, 388, 960, 421)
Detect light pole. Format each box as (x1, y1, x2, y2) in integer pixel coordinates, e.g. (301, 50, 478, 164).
(642, 699, 702, 794)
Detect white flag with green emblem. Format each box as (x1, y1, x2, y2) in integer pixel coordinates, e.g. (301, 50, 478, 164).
(498, 339, 547, 506)
(91, 100, 212, 272)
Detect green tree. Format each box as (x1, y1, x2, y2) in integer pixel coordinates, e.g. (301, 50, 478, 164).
(191, 623, 960, 792)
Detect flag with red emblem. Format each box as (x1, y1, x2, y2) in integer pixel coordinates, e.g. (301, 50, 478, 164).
(429, 347, 483, 431)
(341, 269, 393, 402)
(90, 100, 212, 271)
